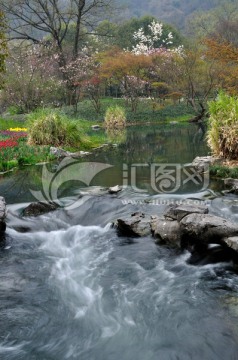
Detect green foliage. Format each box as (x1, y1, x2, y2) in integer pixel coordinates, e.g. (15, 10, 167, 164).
(210, 165, 238, 179)
(0, 140, 52, 172)
(96, 16, 183, 50)
(66, 98, 196, 123)
(207, 92, 238, 159)
(27, 109, 81, 147)
(104, 106, 126, 129)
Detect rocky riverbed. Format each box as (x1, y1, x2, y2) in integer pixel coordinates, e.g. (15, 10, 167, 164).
(115, 203, 238, 266)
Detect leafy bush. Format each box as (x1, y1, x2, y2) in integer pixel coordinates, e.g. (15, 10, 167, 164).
(27, 110, 81, 147)
(207, 92, 238, 159)
(104, 105, 126, 129)
(210, 165, 238, 179)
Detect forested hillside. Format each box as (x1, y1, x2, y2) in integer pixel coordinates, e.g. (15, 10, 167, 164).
(121, 0, 226, 28)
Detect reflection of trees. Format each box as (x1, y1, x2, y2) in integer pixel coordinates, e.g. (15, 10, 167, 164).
(0, 165, 51, 203)
(118, 124, 208, 165)
(118, 127, 166, 164)
(192, 121, 207, 143)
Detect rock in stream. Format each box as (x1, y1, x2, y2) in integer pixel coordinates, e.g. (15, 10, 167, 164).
(115, 204, 238, 265)
(0, 196, 6, 235)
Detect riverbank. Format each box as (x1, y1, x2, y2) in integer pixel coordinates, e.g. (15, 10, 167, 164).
(0, 101, 197, 173)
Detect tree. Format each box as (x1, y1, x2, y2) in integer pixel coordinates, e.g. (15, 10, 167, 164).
(186, 1, 238, 42)
(0, 11, 8, 88)
(99, 49, 152, 112)
(204, 38, 238, 95)
(121, 16, 182, 51)
(3, 43, 62, 112)
(1, 0, 114, 101)
(178, 47, 221, 112)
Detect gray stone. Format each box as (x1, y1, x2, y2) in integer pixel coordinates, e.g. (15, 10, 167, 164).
(223, 236, 238, 252)
(192, 156, 220, 173)
(224, 178, 238, 188)
(50, 147, 70, 158)
(151, 215, 181, 247)
(116, 212, 151, 237)
(223, 178, 238, 194)
(180, 213, 238, 245)
(0, 196, 6, 233)
(164, 204, 208, 221)
(50, 147, 91, 159)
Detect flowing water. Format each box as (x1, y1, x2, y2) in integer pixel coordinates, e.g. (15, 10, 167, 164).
(1, 123, 238, 360)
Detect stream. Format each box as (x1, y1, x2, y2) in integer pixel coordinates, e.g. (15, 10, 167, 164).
(1, 123, 238, 360)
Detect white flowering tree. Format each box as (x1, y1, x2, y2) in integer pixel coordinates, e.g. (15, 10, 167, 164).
(131, 20, 174, 55)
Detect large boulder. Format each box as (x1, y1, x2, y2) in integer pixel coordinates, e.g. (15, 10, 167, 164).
(114, 204, 238, 266)
(180, 213, 238, 246)
(0, 197, 6, 234)
(116, 212, 151, 237)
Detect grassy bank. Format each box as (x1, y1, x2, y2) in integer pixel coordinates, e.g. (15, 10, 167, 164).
(0, 110, 108, 172)
(0, 99, 197, 172)
(65, 98, 196, 123)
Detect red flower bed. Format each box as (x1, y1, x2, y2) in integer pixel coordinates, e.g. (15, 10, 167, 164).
(0, 138, 19, 149)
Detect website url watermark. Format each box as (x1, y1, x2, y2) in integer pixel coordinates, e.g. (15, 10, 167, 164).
(120, 198, 211, 206)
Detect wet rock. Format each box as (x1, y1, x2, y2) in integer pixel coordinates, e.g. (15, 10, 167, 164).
(108, 185, 122, 194)
(115, 205, 238, 265)
(50, 147, 91, 159)
(180, 213, 238, 246)
(71, 151, 92, 158)
(224, 178, 238, 188)
(0, 196, 6, 234)
(164, 204, 208, 222)
(192, 156, 220, 173)
(223, 178, 238, 194)
(22, 201, 59, 217)
(223, 236, 238, 252)
(151, 215, 181, 247)
(50, 147, 70, 158)
(116, 212, 151, 237)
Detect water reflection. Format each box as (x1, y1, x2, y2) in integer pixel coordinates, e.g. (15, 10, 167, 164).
(0, 123, 211, 203)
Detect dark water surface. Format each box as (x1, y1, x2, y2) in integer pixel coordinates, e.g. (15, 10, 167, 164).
(1, 123, 238, 360)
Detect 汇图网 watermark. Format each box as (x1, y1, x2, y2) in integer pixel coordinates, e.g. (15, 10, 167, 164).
(30, 159, 209, 209)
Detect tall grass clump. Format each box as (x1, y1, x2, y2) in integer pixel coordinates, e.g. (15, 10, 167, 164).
(207, 92, 238, 159)
(27, 109, 81, 147)
(104, 106, 126, 129)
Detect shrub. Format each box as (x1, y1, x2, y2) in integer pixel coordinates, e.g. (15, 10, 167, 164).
(104, 105, 126, 129)
(27, 109, 81, 147)
(207, 92, 238, 159)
